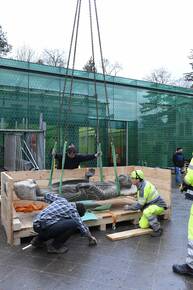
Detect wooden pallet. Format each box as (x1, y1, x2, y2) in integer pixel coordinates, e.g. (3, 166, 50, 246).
(86, 208, 141, 231)
(10, 207, 141, 245)
(1, 166, 171, 245)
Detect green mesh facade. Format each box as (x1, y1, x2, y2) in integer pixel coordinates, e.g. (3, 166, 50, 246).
(1, 57, 193, 169)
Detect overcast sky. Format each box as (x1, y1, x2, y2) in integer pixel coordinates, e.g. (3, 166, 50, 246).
(1, 0, 193, 80)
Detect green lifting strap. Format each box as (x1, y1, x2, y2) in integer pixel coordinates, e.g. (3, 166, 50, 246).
(59, 141, 67, 195)
(97, 143, 104, 182)
(111, 142, 120, 195)
(48, 141, 57, 189)
(93, 204, 112, 211)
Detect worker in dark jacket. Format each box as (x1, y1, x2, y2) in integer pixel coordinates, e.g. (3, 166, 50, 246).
(32, 192, 97, 254)
(173, 147, 185, 186)
(55, 144, 100, 169)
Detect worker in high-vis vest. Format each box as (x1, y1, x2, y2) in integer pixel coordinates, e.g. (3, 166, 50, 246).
(124, 170, 167, 237)
(173, 156, 193, 276)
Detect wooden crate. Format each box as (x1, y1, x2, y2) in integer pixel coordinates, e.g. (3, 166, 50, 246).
(1, 166, 171, 245)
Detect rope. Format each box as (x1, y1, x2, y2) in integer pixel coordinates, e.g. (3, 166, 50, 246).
(55, 1, 81, 188)
(88, 0, 99, 143)
(88, 0, 104, 181)
(68, 0, 82, 114)
(56, 0, 119, 190)
(94, 0, 112, 142)
(93, 0, 120, 192)
(57, 0, 81, 147)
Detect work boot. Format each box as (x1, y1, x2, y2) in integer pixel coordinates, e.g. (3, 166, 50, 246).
(173, 264, 193, 276)
(47, 244, 68, 254)
(176, 183, 181, 188)
(151, 228, 163, 237)
(31, 236, 45, 248)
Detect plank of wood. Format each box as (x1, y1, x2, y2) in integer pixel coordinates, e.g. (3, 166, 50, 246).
(107, 228, 153, 241)
(8, 169, 86, 181)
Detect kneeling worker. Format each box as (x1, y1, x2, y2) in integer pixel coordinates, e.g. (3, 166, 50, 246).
(124, 170, 167, 237)
(32, 192, 97, 254)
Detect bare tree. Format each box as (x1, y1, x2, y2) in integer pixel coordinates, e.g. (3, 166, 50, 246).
(171, 77, 192, 88)
(83, 57, 122, 76)
(184, 49, 193, 82)
(100, 58, 122, 76)
(11, 47, 66, 67)
(13, 45, 37, 62)
(41, 49, 66, 67)
(144, 67, 192, 88)
(0, 25, 12, 56)
(144, 67, 172, 84)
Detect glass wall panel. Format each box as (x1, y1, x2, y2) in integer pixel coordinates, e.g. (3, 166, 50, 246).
(1, 57, 193, 168)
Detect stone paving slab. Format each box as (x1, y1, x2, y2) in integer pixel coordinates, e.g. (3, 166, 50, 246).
(0, 187, 193, 290)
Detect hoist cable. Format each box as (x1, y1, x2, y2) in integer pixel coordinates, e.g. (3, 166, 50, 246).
(68, 0, 82, 114)
(94, 0, 120, 192)
(57, 0, 80, 146)
(93, 0, 113, 144)
(88, 0, 104, 181)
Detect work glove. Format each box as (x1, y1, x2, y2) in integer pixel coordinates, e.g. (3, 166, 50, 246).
(88, 236, 97, 246)
(95, 152, 101, 158)
(51, 147, 56, 157)
(123, 204, 134, 211)
(85, 168, 95, 180)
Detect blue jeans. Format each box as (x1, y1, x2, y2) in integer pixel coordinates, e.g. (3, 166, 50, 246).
(34, 219, 78, 248)
(175, 167, 182, 185)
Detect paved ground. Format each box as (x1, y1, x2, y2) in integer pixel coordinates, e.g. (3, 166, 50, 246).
(1, 187, 193, 290)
